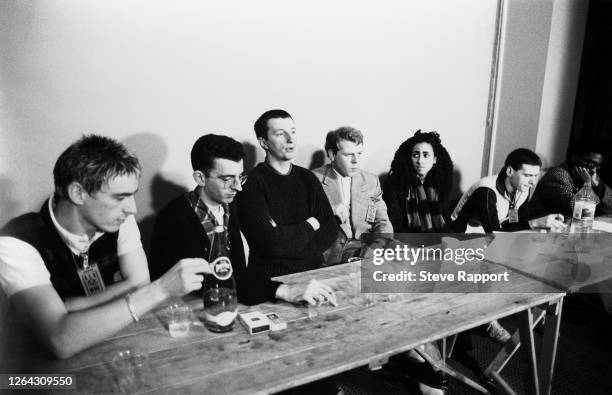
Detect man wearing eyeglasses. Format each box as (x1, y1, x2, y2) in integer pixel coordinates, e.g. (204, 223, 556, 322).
(529, 137, 612, 218)
(148, 134, 248, 301)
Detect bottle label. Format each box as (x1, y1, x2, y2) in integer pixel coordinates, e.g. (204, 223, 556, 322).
(573, 201, 584, 219)
(573, 201, 596, 220)
(211, 256, 233, 280)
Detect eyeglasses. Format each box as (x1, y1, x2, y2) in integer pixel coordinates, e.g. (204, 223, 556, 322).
(211, 174, 248, 188)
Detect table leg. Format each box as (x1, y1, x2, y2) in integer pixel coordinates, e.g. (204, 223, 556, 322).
(538, 298, 563, 395)
(519, 308, 540, 395)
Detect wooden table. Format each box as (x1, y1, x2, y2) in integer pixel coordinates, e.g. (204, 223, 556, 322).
(483, 223, 612, 292)
(34, 261, 564, 394)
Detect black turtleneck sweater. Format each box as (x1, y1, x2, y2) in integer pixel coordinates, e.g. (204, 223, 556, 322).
(237, 162, 337, 302)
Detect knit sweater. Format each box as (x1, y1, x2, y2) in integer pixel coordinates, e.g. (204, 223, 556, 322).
(529, 163, 612, 219)
(237, 162, 337, 298)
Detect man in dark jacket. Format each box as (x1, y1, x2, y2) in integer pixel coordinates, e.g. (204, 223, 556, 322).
(149, 134, 249, 302)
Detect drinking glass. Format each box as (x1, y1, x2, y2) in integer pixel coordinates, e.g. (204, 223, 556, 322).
(348, 257, 375, 307)
(166, 304, 191, 338)
(110, 349, 148, 393)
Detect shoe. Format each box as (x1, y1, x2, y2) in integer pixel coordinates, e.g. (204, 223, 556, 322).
(385, 355, 448, 391)
(486, 320, 511, 344)
(409, 361, 448, 391)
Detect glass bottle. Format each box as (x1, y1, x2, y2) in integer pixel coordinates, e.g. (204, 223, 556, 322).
(203, 226, 238, 332)
(570, 181, 597, 233)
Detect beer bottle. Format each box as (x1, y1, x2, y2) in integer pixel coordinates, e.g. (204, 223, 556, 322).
(203, 226, 238, 332)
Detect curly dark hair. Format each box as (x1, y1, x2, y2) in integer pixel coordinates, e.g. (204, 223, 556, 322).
(386, 130, 454, 200)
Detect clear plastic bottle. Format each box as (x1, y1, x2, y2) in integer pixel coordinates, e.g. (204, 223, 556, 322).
(570, 181, 597, 233)
(203, 226, 237, 332)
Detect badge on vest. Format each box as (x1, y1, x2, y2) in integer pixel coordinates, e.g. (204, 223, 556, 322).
(365, 204, 377, 223)
(508, 208, 519, 223)
(77, 253, 106, 296)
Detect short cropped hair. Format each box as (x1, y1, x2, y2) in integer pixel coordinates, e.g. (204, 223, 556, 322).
(325, 127, 364, 155)
(253, 109, 293, 140)
(503, 148, 542, 173)
(191, 133, 245, 174)
(566, 136, 610, 163)
(53, 134, 141, 199)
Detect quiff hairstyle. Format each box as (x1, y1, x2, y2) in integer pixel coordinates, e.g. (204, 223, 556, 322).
(53, 134, 141, 199)
(324, 126, 364, 155)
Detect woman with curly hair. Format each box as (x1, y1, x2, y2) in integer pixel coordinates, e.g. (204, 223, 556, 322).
(383, 130, 454, 233)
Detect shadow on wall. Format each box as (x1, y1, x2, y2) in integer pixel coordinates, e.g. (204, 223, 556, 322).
(242, 141, 258, 172)
(121, 133, 188, 254)
(378, 172, 389, 189)
(308, 150, 326, 170)
(138, 174, 188, 254)
(451, 168, 463, 201)
(0, 176, 20, 228)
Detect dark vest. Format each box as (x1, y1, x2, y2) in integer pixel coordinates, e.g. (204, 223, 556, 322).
(1, 201, 120, 299)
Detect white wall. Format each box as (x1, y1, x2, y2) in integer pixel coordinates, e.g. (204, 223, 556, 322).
(491, 0, 588, 172)
(491, 0, 554, 173)
(0, 0, 499, 244)
(536, 0, 589, 168)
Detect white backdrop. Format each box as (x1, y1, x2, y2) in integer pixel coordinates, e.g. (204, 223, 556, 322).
(0, 0, 498, 246)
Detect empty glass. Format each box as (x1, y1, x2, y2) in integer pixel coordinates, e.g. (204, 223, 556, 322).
(110, 349, 148, 393)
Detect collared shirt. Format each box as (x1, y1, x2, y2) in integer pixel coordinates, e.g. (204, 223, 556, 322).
(186, 187, 230, 245)
(494, 173, 522, 210)
(333, 167, 353, 238)
(334, 168, 352, 207)
(48, 196, 104, 255)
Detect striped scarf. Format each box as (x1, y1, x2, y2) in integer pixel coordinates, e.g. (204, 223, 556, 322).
(405, 181, 446, 232)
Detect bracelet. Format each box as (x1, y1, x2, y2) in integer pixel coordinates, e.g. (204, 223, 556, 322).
(125, 293, 139, 323)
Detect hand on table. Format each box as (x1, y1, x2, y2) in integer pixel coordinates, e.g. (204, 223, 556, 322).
(276, 279, 338, 306)
(528, 214, 566, 232)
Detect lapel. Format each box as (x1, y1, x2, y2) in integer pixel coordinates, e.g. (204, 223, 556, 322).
(321, 164, 351, 237)
(350, 170, 368, 230)
(321, 164, 344, 208)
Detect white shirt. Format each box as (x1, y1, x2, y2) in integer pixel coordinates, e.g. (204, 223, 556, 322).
(333, 167, 353, 238)
(334, 168, 352, 206)
(0, 198, 142, 297)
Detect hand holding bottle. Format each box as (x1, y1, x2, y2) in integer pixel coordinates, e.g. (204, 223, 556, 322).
(157, 258, 212, 298)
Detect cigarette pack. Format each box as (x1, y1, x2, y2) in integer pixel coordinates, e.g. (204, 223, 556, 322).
(238, 311, 270, 335)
